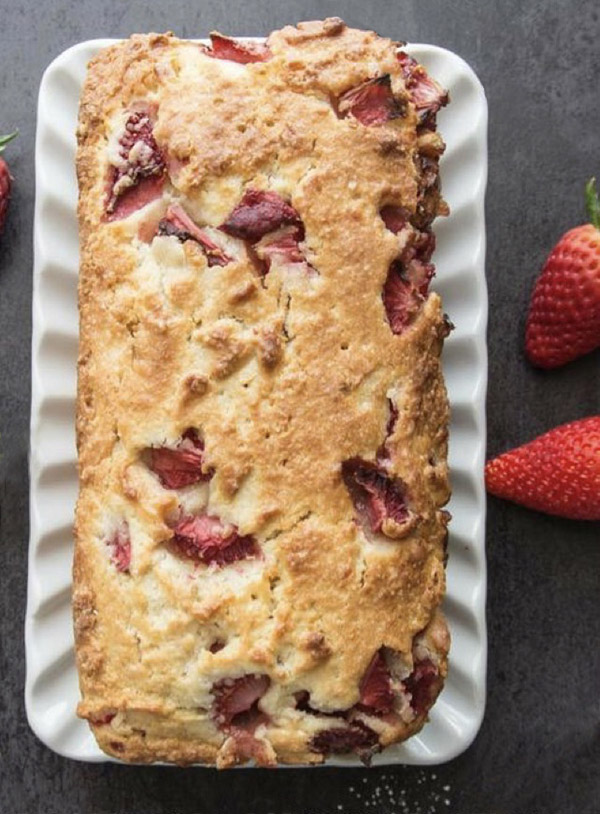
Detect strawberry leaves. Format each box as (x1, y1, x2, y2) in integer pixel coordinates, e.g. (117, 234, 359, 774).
(0, 131, 18, 152)
(585, 177, 600, 230)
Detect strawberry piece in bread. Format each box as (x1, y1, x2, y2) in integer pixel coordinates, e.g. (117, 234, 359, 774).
(171, 514, 259, 566)
(147, 429, 211, 489)
(106, 110, 165, 218)
(212, 674, 270, 728)
(382, 259, 433, 334)
(254, 226, 307, 273)
(358, 649, 394, 714)
(397, 52, 449, 122)
(106, 522, 131, 573)
(380, 204, 410, 234)
(108, 175, 165, 222)
(158, 204, 232, 267)
(202, 33, 271, 64)
(403, 659, 440, 717)
(342, 459, 410, 536)
(220, 189, 303, 242)
(338, 75, 405, 126)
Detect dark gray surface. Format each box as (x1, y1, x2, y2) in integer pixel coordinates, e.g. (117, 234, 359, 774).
(1, 1, 599, 813)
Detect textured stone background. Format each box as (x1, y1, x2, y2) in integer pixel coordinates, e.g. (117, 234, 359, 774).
(1, 1, 599, 813)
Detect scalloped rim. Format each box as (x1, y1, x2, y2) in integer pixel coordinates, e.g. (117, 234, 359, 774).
(27, 37, 488, 767)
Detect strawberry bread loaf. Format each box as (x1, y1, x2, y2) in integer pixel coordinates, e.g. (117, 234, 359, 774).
(74, 18, 452, 766)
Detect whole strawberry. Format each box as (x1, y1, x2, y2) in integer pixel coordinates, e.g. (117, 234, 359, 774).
(485, 416, 600, 520)
(0, 131, 18, 234)
(525, 178, 600, 368)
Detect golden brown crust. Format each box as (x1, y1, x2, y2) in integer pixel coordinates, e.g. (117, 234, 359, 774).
(74, 19, 451, 766)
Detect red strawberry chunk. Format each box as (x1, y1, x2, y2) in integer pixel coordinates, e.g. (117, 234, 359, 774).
(410, 228, 436, 262)
(171, 514, 259, 566)
(397, 52, 449, 121)
(107, 174, 165, 222)
(91, 712, 116, 725)
(106, 110, 165, 217)
(310, 723, 379, 756)
(149, 447, 205, 489)
(342, 459, 409, 535)
(213, 674, 270, 728)
(380, 204, 410, 234)
(220, 189, 303, 242)
(225, 728, 274, 766)
(338, 75, 405, 126)
(157, 204, 232, 267)
(381, 208, 436, 299)
(383, 261, 425, 334)
(147, 429, 210, 489)
(255, 225, 309, 274)
(106, 522, 131, 573)
(117, 111, 161, 164)
(203, 33, 271, 64)
(359, 649, 395, 714)
(404, 229, 436, 294)
(406, 259, 435, 297)
(403, 659, 439, 717)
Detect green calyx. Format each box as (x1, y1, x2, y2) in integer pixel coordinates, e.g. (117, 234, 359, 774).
(585, 177, 600, 230)
(0, 130, 18, 153)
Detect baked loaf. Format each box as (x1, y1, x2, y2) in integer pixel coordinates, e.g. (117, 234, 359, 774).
(74, 18, 452, 767)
